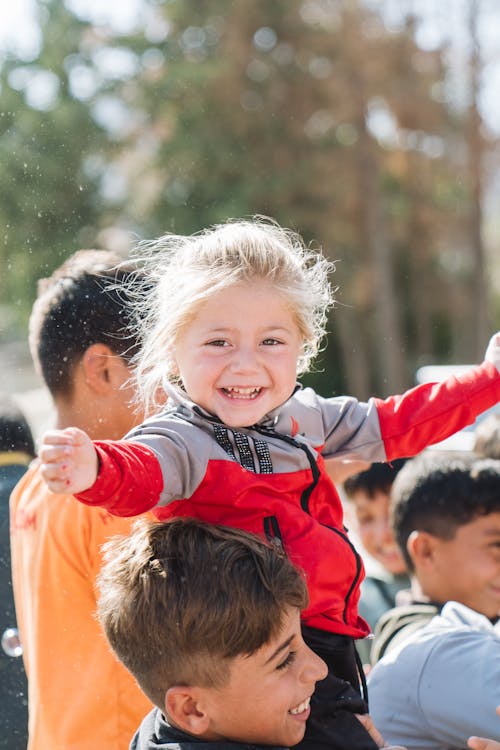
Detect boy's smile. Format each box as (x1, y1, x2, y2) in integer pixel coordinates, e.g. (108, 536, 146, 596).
(421, 512, 500, 619)
(173, 281, 303, 428)
(351, 490, 407, 576)
(190, 606, 327, 746)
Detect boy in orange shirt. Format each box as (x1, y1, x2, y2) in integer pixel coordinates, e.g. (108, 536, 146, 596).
(10, 250, 152, 750)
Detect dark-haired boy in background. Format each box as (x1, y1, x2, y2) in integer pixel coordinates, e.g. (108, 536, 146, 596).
(368, 453, 500, 750)
(10, 250, 152, 750)
(343, 460, 410, 666)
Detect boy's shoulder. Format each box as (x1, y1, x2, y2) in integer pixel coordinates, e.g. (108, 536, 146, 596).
(371, 600, 499, 666)
(358, 573, 410, 630)
(131, 708, 289, 750)
(370, 600, 439, 665)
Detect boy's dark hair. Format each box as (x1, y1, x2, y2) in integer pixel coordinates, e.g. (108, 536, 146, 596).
(0, 393, 35, 457)
(391, 452, 500, 572)
(29, 249, 145, 397)
(343, 459, 408, 499)
(97, 518, 308, 708)
(474, 412, 500, 460)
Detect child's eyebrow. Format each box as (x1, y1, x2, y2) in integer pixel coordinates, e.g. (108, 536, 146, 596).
(264, 634, 294, 664)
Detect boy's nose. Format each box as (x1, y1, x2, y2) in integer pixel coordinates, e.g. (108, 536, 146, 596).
(302, 646, 328, 684)
(380, 520, 394, 545)
(373, 519, 392, 546)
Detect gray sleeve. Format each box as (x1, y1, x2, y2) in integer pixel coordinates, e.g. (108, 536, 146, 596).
(127, 418, 209, 506)
(312, 391, 387, 462)
(416, 629, 500, 745)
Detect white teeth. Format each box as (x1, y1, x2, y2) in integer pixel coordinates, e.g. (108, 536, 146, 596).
(289, 697, 310, 715)
(223, 387, 261, 399)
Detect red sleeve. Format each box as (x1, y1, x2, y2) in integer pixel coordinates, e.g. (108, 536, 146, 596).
(75, 440, 164, 517)
(375, 361, 500, 461)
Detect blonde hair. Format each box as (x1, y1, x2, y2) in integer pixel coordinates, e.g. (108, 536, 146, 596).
(130, 217, 334, 413)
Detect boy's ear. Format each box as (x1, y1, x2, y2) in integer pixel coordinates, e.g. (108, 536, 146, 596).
(407, 529, 437, 569)
(165, 686, 211, 736)
(80, 343, 125, 394)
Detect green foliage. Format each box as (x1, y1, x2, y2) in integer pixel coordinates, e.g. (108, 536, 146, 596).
(0, 0, 497, 395)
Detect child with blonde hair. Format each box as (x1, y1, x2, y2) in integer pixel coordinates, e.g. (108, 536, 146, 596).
(40, 218, 500, 750)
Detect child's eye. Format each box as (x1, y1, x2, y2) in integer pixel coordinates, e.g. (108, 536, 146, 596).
(262, 338, 282, 346)
(206, 339, 228, 347)
(276, 651, 296, 670)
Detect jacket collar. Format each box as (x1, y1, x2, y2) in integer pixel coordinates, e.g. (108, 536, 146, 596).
(163, 382, 302, 430)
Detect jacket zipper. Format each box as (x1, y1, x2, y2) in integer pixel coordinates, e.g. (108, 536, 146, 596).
(327, 525, 363, 624)
(255, 425, 362, 625)
(254, 426, 319, 512)
(263, 515, 285, 556)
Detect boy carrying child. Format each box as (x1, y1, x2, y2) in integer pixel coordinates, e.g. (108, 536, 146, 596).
(97, 517, 402, 750)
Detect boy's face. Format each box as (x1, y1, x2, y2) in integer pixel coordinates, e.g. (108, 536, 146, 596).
(350, 489, 407, 576)
(422, 511, 500, 619)
(194, 606, 327, 746)
(172, 281, 303, 428)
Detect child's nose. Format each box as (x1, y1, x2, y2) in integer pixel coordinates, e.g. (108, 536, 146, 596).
(230, 346, 259, 372)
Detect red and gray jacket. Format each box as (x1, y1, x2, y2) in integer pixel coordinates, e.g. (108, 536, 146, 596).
(77, 361, 500, 639)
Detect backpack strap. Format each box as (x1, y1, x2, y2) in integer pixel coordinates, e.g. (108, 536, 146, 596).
(370, 603, 439, 665)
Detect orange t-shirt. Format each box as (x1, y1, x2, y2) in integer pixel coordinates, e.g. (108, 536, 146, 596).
(10, 461, 152, 750)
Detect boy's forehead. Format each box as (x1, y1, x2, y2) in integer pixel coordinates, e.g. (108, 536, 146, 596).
(240, 607, 301, 666)
(452, 511, 500, 540)
(351, 489, 390, 506)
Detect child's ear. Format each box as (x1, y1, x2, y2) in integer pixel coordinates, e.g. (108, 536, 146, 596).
(165, 686, 211, 736)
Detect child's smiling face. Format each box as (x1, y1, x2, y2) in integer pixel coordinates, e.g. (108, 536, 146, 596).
(172, 280, 304, 428)
(181, 606, 327, 747)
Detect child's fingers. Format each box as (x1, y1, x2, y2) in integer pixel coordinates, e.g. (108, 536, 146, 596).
(39, 466, 73, 493)
(38, 444, 72, 464)
(41, 429, 74, 445)
(355, 714, 386, 748)
(468, 738, 489, 750)
(41, 427, 88, 447)
(40, 461, 71, 483)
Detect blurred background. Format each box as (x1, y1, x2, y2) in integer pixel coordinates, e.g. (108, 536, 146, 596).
(1, 0, 499, 435)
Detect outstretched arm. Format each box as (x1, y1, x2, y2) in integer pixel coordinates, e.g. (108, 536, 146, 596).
(39, 427, 99, 495)
(39, 427, 164, 516)
(377, 331, 500, 460)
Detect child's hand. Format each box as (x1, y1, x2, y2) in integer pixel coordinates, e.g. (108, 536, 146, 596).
(39, 427, 99, 495)
(485, 332, 500, 372)
(468, 706, 500, 750)
(355, 713, 407, 749)
(468, 737, 500, 750)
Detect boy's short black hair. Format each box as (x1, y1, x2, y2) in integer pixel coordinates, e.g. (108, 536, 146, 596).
(343, 459, 408, 499)
(29, 249, 145, 397)
(0, 393, 35, 456)
(391, 452, 500, 572)
(97, 517, 308, 709)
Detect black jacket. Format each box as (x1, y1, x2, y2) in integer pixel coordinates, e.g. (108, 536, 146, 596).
(130, 709, 288, 750)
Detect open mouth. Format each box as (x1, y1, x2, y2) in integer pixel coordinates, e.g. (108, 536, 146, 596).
(221, 386, 262, 400)
(289, 697, 310, 715)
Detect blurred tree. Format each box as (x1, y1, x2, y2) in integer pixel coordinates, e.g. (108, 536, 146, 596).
(465, 0, 490, 358)
(0, 1, 109, 333)
(0, 0, 498, 398)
